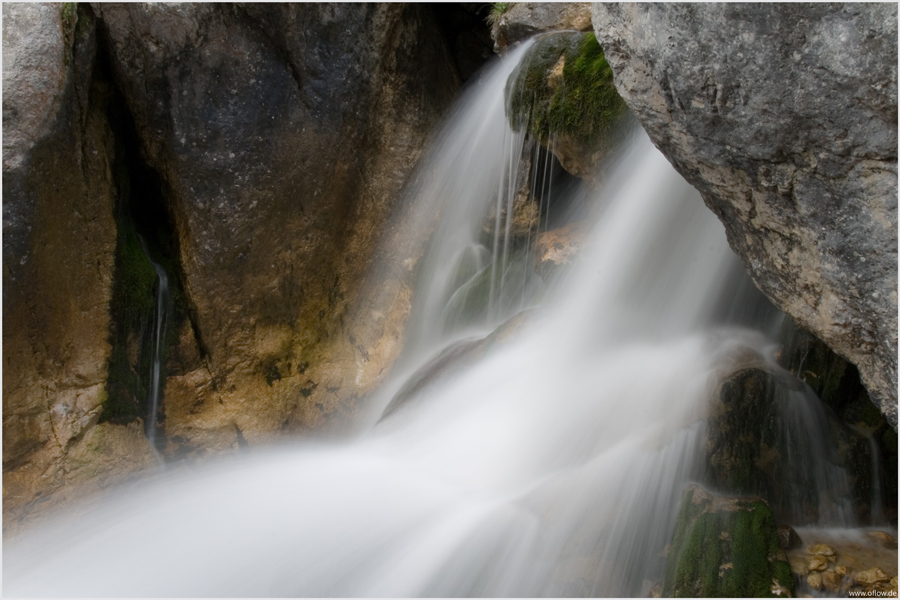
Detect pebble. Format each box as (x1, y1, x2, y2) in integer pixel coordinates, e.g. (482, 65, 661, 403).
(807, 543, 836, 557)
(807, 572, 823, 590)
(807, 556, 829, 571)
(821, 570, 842, 592)
(867, 531, 894, 543)
(853, 567, 889, 585)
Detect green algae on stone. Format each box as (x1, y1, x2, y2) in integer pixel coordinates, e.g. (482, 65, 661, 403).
(664, 485, 795, 598)
(102, 219, 158, 424)
(505, 31, 627, 150)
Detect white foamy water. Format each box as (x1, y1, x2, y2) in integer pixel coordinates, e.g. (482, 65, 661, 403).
(3, 42, 869, 598)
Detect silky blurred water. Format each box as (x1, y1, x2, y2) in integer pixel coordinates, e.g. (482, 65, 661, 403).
(3, 40, 869, 598)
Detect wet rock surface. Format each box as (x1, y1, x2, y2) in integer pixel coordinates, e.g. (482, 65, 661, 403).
(2, 3, 157, 525)
(663, 484, 794, 598)
(593, 3, 898, 427)
(533, 221, 586, 279)
(491, 2, 592, 53)
(94, 3, 460, 454)
(787, 529, 898, 597)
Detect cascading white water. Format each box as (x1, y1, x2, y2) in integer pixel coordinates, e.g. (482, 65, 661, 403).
(3, 42, 880, 598)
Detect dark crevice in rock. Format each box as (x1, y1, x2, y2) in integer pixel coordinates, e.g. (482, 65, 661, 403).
(428, 3, 494, 83)
(93, 29, 199, 439)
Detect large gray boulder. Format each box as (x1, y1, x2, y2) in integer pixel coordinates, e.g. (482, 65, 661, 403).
(593, 3, 898, 427)
(94, 4, 460, 454)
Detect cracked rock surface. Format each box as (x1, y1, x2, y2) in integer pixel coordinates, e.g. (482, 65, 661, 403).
(593, 3, 898, 427)
(94, 3, 460, 453)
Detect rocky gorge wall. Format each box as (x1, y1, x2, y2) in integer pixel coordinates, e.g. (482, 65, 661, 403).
(4, 0, 896, 540)
(3, 2, 474, 528)
(591, 3, 898, 428)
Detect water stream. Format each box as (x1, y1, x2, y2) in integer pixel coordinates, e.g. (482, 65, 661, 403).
(3, 40, 886, 598)
(138, 236, 169, 454)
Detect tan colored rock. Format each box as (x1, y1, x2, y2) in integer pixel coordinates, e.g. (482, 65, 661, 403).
(94, 4, 461, 453)
(807, 556, 829, 572)
(2, 4, 156, 523)
(868, 531, 896, 545)
(807, 543, 836, 557)
(854, 567, 890, 585)
(821, 570, 843, 592)
(806, 572, 823, 591)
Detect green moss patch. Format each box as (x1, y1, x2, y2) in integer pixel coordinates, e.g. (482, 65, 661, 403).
(506, 32, 628, 150)
(102, 218, 158, 424)
(664, 486, 795, 598)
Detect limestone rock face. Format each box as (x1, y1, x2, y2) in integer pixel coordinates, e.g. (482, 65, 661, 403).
(94, 4, 460, 455)
(592, 3, 898, 427)
(491, 3, 592, 52)
(3, 3, 156, 523)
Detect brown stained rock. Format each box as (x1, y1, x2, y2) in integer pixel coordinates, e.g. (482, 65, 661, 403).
(807, 572, 823, 591)
(808, 543, 837, 558)
(821, 570, 843, 592)
(533, 222, 586, 278)
(93, 4, 459, 450)
(593, 3, 899, 427)
(868, 531, 896, 544)
(807, 556, 829, 572)
(2, 4, 157, 523)
(4, 421, 157, 536)
(854, 567, 890, 586)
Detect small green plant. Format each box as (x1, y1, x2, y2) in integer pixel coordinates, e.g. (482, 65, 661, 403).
(486, 2, 510, 27)
(506, 32, 628, 150)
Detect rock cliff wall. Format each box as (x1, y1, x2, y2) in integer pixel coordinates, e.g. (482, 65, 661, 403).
(592, 3, 898, 427)
(3, 3, 157, 529)
(93, 3, 460, 458)
(4, 2, 462, 523)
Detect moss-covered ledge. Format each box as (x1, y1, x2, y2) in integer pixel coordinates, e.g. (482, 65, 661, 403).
(505, 31, 628, 178)
(664, 484, 795, 598)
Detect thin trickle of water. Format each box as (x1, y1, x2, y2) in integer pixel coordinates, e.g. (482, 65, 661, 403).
(138, 236, 169, 453)
(3, 42, 883, 598)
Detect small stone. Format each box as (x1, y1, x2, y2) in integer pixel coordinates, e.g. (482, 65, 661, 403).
(853, 567, 889, 585)
(867, 531, 894, 543)
(807, 572, 823, 590)
(890, 576, 898, 590)
(821, 571, 842, 592)
(806, 543, 836, 557)
(807, 556, 829, 572)
(650, 583, 662, 598)
(835, 566, 847, 576)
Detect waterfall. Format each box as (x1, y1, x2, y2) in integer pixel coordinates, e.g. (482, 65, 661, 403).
(138, 236, 169, 454)
(3, 41, 882, 598)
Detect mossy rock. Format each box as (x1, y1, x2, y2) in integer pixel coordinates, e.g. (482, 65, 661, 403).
(102, 218, 158, 424)
(664, 485, 795, 598)
(505, 31, 627, 151)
